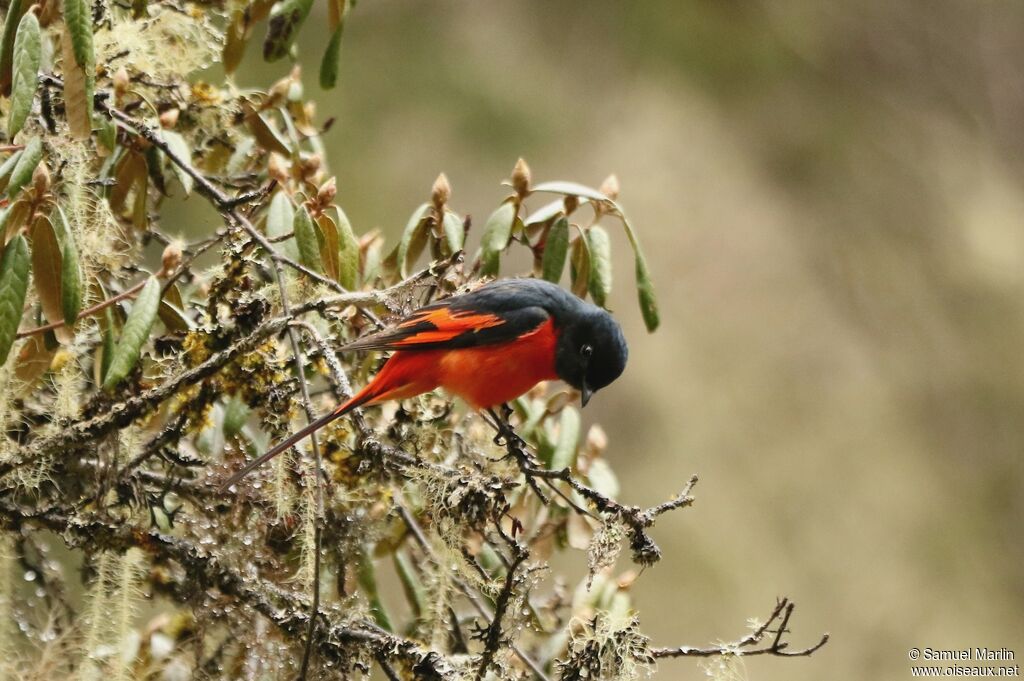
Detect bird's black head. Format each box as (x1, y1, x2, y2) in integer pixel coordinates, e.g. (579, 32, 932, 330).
(554, 307, 628, 406)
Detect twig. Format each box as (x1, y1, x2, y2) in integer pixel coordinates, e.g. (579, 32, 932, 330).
(650, 597, 830, 659)
(15, 277, 147, 339)
(475, 533, 529, 680)
(0, 499, 458, 678)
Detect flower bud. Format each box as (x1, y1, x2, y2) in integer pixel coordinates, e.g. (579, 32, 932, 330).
(159, 108, 180, 129)
(160, 242, 183, 277)
(431, 172, 451, 209)
(32, 162, 50, 195)
(317, 176, 337, 206)
(511, 157, 531, 196)
(599, 173, 620, 200)
(268, 153, 290, 184)
(563, 194, 579, 215)
(113, 67, 130, 100)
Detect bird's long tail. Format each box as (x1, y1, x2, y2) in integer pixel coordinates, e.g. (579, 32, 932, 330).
(219, 388, 374, 490)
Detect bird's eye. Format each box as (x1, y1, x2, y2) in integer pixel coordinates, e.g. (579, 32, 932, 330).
(580, 344, 593, 358)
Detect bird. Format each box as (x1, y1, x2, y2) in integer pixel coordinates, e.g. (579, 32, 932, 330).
(221, 278, 628, 488)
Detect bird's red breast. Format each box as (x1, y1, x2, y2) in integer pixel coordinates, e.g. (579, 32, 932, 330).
(361, 317, 559, 409)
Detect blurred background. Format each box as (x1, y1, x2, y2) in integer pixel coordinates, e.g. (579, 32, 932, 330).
(229, 1, 1024, 678)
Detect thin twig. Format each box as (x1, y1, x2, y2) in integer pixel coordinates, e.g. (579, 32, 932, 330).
(650, 597, 830, 659)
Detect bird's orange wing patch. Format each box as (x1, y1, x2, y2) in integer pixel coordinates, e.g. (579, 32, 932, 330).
(391, 307, 505, 346)
(342, 305, 515, 352)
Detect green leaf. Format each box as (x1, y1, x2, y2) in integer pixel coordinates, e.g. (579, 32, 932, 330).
(292, 205, 322, 274)
(102, 276, 162, 389)
(393, 550, 426, 620)
(586, 225, 613, 307)
(263, 0, 314, 62)
(99, 305, 115, 381)
(53, 207, 82, 326)
(396, 202, 430, 277)
(160, 130, 194, 195)
(222, 395, 251, 438)
(525, 198, 565, 227)
(63, 0, 95, 68)
(537, 181, 660, 331)
(319, 25, 343, 89)
(0, 0, 27, 96)
(97, 117, 117, 152)
(541, 216, 569, 283)
(0, 149, 23, 193)
(0, 234, 30, 365)
(633, 247, 659, 332)
(441, 210, 464, 256)
(266, 191, 299, 261)
(335, 205, 359, 290)
(357, 545, 393, 632)
(531, 181, 611, 204)
(587, 458, 620, 498)
(6, 135, 41, 198)
(550, 406, 580, 472)
(479, 200, 517, 276)
(8, 11, 40, 140)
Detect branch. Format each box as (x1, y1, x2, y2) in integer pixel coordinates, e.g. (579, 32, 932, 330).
(0, 498, 459, 678)
(650, 597, 830, 659)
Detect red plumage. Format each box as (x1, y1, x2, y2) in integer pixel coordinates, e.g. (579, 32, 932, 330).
(222, 279, 627, 488)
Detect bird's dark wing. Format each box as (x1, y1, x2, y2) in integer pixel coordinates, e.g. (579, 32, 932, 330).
(342, 289, 551, 352)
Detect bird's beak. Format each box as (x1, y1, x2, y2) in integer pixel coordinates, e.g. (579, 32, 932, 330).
(580, 383, 593, 407)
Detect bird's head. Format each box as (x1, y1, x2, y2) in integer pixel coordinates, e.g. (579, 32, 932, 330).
(554, 307, 628, 406)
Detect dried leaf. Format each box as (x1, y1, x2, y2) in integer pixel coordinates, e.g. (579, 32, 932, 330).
(479, 200, 517, 276)
(541, 216, 569, 284)
(1, 199, 31, 244)
(396, 202, 431, 277)
(102, 276, 161, 389)
(14, 332, 55, 390)
(29, 216, 74, 343)
(157, 294, 191, 332)
(222, 9, 248, 75)
(292, 205, 322, 274)
(243, 105, 291, 155)
(569, 234, 591, 299)
(586, 225, 613, 307)
(7, 11, 40, 140)
(0, 234, 31, 365)
(0, 0, 27, 96)
(160, 130, 194, 195)
(263, 0, 314, 62)
(60, 25, 93, 140)
(315, 212, 341, 281)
